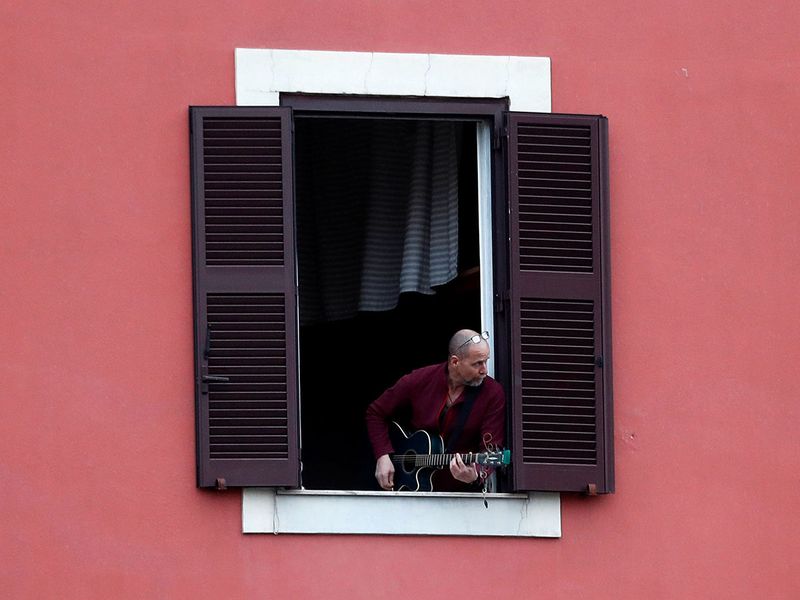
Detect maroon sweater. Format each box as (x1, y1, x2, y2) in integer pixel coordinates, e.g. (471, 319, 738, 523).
(365, 362, 505, 489)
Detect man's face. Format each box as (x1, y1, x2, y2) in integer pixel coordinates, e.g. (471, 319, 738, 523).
(453, 342, 490, 386)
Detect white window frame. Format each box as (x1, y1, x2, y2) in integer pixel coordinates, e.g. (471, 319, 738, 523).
(236, 48, 560, 537)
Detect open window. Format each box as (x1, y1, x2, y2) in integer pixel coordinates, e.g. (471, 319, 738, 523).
(294, 115, 484, 490)
(189, 97, 614, 495)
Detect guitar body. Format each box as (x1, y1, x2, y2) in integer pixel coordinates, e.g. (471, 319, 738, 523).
(389, 422, 445, 491)
(387, 421, 510, 492)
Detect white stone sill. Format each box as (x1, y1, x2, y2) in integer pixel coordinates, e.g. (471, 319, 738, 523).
(242, 488, 561, 537)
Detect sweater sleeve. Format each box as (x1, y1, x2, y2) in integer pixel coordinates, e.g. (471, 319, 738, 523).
(364, 371, 418, 459)
(479, 383, 506, 451)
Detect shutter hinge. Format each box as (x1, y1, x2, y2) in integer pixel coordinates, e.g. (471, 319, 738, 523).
(595, 356, 604, 368)
(493, 125, 509, 151)
(215, 478, 227, 491)
(494, 290, 509, 314)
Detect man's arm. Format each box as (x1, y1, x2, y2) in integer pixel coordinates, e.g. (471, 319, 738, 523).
(479, 383, 506, 450)
(448, 383, 506, 486)
(365, 371, 419, 489)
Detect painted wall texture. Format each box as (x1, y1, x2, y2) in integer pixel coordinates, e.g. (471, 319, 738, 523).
(2, 1, 799, 598)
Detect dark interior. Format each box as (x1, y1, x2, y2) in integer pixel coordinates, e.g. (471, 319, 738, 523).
(294, 117, 481, 490)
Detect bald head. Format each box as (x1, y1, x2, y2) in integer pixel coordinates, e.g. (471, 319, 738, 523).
(448, 329, 486, 359)
(447, 329, 490, 387)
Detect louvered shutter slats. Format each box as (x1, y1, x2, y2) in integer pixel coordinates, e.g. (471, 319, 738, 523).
(207, 293, 289, 460)
(202, 117, 285, 267)
(516, 123, 594, 274)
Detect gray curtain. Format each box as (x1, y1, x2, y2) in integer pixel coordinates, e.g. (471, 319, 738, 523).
(296, 119, 460, 325)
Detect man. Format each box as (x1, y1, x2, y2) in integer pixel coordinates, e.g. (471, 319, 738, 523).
(365, 329, 505, 491)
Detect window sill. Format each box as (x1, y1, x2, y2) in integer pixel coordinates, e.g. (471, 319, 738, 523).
(242, 488, 561, 537)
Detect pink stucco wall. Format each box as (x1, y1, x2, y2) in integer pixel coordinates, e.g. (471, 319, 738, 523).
(3, 1, 799, 598)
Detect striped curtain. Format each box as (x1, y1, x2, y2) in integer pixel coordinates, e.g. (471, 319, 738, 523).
(296, 119, 460, 324)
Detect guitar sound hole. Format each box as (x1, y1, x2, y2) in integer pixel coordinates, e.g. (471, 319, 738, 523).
(401, 452, 416, 473)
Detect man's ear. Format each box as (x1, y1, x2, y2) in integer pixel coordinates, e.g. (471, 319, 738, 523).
(448, 354, 459, 368)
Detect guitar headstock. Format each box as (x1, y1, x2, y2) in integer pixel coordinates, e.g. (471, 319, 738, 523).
(477, 449, 511, 467)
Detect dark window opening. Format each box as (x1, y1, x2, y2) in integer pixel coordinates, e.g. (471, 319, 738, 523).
(294, 117, 482, 490)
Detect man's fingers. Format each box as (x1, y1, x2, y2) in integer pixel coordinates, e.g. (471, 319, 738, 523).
(375, 454, 395, 490)
(452, 453, 468, 473)
(449, 453, 478, 483)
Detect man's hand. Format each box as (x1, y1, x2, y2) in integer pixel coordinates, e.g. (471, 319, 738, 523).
(450, 453, 479, 484)
(375, 454, 395, 490)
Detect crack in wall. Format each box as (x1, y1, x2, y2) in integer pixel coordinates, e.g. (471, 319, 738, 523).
(517, 495, 529, 535)
(423, 54, 432, 96)
(364, 52, 375, 94)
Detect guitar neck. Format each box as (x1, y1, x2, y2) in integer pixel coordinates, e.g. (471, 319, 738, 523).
(392, 451, 487, 469)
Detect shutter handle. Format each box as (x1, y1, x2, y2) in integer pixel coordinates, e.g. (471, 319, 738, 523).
(200, 368, 230, 394)
(201, 325, 229, 385)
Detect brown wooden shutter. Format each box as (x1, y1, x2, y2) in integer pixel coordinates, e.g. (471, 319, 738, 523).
(190, 107, 299, 488)
(507, 113, 614, 493)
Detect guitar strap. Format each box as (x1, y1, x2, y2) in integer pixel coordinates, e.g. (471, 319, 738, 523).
(444, 384, 481, 453)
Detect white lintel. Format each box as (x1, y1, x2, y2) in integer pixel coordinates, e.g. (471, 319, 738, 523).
(235, 48, 551, 112)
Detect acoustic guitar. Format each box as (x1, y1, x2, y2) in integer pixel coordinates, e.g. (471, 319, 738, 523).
(388, 421, 510, 491)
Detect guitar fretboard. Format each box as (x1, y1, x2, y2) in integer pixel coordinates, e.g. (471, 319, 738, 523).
(391, 452, 486, 469)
